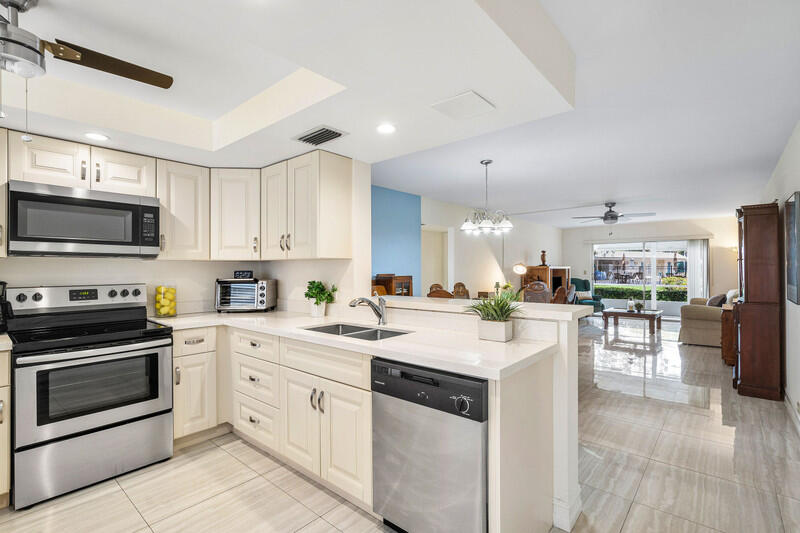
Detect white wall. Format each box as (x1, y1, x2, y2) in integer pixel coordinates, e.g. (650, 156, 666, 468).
(561, 217, 739, 296)
(762, 120, 800, 421)
(421, 229, 448, 293)
(421, 197, 563, 294)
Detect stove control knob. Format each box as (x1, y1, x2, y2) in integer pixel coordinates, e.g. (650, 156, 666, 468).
(120, 289, 130, 297)
(132, 289, 141, 297)
(108, 290, 118, 298)
(455, 396, 470, 414)
(32, 292, 43, 302)
(16, 293, 27, 303)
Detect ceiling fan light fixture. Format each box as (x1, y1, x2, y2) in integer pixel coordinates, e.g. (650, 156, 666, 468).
(376, 122, 396, 135)
(85, 132, 109, 142)
(512, 263, 527, 275)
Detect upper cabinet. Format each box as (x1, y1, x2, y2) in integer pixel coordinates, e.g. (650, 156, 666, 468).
(0, 129, 8, 259)
(8, 131, 156, 197)
(90, 147, 156, 196)
(157, 160, 210, 260)
(9, 131, 90, 189)
(265, 150, 352, 260)
(211, 168, 261, 260)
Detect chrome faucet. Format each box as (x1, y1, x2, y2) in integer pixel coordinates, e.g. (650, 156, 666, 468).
(349, 294, 387, 325)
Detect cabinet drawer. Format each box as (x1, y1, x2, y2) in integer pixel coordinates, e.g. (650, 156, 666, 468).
(0, 352, 8, 388)
(173, 328, 216, 356)
(233, 391, 281, 452)
(280, 339, 370, 390)
(232, 353, 279, 408)
(230, 329, 278, 362)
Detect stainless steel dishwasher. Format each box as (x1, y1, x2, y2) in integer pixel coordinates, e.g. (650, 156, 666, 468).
(371, 358, 488, 533)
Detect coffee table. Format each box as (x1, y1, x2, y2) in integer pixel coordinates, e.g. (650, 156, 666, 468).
(602, 308, 663, 334)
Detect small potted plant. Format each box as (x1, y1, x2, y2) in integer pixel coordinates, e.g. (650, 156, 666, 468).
(305, 280, 337, 317)
(466, 288, 522, 342)
(634, 301, 645, 313)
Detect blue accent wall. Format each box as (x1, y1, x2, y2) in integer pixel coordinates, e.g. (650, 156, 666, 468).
(371, 186, 421, 292)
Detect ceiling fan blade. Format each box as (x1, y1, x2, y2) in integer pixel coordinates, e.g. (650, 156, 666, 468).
(621, 212, 656, 217)
(51, 39, 173, 89)
(571, 216, 603, 219)
(42, 40, 81, 61)
(580, 218, 601, 224)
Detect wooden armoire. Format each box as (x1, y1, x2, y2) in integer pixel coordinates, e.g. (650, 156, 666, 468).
(734, 203, 783, 400)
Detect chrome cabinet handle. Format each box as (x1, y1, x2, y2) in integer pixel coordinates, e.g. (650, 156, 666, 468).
(252, 236, 259, 253)
(0, 400, 4, 423)
(159, 234, 165, 251)
(286, 233, 291, 251)
(279, 234, 285, 251)
(249, 341, 261, 348)
(184, 338, 204, 345)
(248, 375, 260, 383)
(80, 160, 87, 180)
(318, 391, 325, 414)
(248, 415, 259, 424)
(310, 387, 317, 410)
(95, 162, 101, 182)
(175, 366, 181, 385)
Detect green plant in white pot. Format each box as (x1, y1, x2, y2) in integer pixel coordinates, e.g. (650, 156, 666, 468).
(305, 280, 337, 317)
(466, 288, 522, 342)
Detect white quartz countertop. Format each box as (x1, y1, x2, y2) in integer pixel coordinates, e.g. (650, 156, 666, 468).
(153, 312, 558, 380)
(381, 296, 593, 321)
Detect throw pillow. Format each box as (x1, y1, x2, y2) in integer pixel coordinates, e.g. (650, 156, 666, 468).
(707, 294, 726, 307)
(575, 290, 593, 300)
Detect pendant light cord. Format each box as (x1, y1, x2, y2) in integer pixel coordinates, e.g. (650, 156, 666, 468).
(25, 78, 29, 133)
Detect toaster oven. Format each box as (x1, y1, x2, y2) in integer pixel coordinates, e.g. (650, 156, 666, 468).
(215, 279, 277, 312)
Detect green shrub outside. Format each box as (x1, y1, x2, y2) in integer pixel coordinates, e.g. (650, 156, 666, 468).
(593, 284, 687, 302)
(660, 276, 687, 286)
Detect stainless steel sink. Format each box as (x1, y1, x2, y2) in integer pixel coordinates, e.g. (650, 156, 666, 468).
(304, 323, 410, 341)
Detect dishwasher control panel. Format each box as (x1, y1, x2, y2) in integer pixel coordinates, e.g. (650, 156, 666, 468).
(371, 358, 488, 422)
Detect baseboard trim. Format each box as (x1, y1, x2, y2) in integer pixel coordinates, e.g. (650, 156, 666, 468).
(174, 423, 232, 451)
(553, 494, 582, 531)
(785, 393, 800, 438)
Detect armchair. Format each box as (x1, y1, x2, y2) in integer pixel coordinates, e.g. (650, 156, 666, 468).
(571, 278, 604, 312)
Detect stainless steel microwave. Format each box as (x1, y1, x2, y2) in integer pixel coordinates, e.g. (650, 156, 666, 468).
(7, 180, 160, 257)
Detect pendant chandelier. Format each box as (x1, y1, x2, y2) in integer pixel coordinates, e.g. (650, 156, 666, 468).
(460, 159, 513, 235)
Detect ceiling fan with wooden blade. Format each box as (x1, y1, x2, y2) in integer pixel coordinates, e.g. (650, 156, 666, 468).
(571, 202, 656, 225)
(0, 0, 173, 88)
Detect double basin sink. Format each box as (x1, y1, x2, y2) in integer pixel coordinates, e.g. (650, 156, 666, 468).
(304, 323, 410, 341)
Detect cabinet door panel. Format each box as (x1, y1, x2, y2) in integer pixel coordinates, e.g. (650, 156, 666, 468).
(157, 160, 210, 260)
(232, 353, 280, 408)
(319, 378, 371, 504)
(287, 152, 318, 259)
(9, 132, 90, 188)
(174, 352, 216, 439)
(90, 147, 155, 196)
(261, 161, 288, 260)
(211, 168, 261, 260)
(0, 386, 9, 494)
(232, 391, 281, 452)
(280, 367, 319, 474)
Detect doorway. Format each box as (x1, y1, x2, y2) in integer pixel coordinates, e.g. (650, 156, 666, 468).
(421, 228, 448, 294)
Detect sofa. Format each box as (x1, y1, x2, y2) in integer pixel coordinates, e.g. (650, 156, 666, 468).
(571, 278, 604, 312)
(678, 289, 739, 347)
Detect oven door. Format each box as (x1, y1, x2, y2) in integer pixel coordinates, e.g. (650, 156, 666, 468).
(14, 338, 172, 448)
(7, 180, 154, 257)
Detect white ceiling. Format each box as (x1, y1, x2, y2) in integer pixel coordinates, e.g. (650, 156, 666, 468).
(372, 0, 800, 227)
(1, 0, 572, 168)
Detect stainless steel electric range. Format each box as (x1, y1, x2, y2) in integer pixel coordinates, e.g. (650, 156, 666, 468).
(4, 283, 173, 508)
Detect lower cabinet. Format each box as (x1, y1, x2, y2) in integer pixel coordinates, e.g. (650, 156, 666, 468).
(0, 386, 9, 496)
(232, 391, 281, 451)
(173, 351, 217, 439)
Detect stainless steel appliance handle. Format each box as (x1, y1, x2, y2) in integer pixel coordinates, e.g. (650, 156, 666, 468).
(286, 234, 291, 250)
(318, 390, 325, 414)
(80, 160, 87, 180)
(15, 338, 172, 366)
(95, 162, 101, 183)
(175, 366, 181, 385)
(279, 235, 285, 251)
(184, 338, 204, 345)
(160, 234, 165, 251)
(310, 387, 317, 410)
(248, 375, 260, 383)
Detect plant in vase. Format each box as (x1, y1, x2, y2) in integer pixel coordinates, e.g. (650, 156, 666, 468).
(466, 288, 522, 342)
(305, 281, 337, 317)
(634, 301, 645, 313)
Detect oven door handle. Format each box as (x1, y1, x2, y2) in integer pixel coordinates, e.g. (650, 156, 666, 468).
(15, 338, 172, 367)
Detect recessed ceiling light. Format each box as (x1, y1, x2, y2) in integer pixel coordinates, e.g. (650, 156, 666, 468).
(85, 132, 109, 142)
(376, 123, 396, 135)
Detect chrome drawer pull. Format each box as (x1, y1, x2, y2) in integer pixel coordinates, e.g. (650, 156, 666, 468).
(248, 375, 260, 383)
(184, 338, 204, 345)
(248, 415, 259, 424)
(249, 341, 261, 348)
(175, 366, 181, 385)
(310, 388, 317, 410)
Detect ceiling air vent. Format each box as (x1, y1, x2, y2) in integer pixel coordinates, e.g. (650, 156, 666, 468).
(293, 126, 347, 146)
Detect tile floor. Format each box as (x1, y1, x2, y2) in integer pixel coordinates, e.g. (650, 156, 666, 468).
(2, 316, 799, 532)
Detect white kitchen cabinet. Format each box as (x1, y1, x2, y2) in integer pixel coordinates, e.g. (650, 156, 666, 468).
(210, 168, 261, 260)
(173, 351, 217, 439)
(232, 352, 280, 408)
(8, 131, 90, 188)
(0, 385, 9, 496)
(0, 129, 8, 259)
(90, 147, 156, 196)
(260, 161, 288, 260)
(232, 391, 281, 452)
(319, 377, 372, 504)
(156, 160, 210, 261)
(280, 366, 320, 473)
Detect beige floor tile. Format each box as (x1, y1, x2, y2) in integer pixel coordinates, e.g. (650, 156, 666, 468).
(579, 412, 660, 457)
(635, 461, 783, 533)
(661, 409, 742, 446)
(779, 496, 800, 533)
(265, 466, 343, 515)
(651, 431, 773, 492)
(118, 442, 258, 523)
(621, 503, 718, 533)
(579, 442, 648, 499)
(298, 518, 342, 532)
(216, 435, 282, 474)
(150, 477, 317, 533)
(771, 455, 800, 501)
(580, 389, 670, 429)
(0, 480, 146, 533)
(571, 485, 631, 533)
(211, 432, 238, 446)
(322, 501, 391, 533)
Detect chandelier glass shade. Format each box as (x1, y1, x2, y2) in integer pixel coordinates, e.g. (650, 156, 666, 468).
(460, 159, 513, 235)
